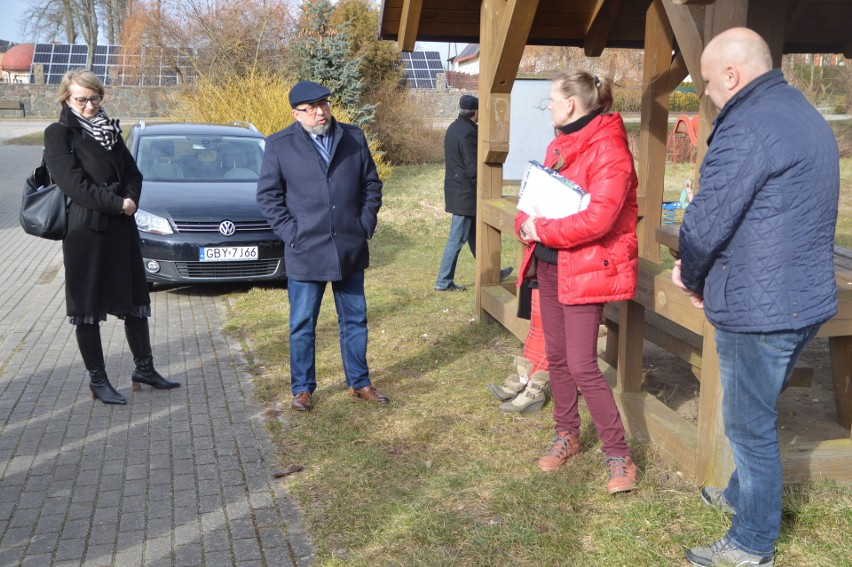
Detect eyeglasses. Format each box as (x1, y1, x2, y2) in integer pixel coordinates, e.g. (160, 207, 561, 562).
(72, 95, 102, 107)
(294, 100, 331, 115)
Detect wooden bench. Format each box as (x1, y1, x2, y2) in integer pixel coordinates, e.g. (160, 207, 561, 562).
(0, 100, 26, 117)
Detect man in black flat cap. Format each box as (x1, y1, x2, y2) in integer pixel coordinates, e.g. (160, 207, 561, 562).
(435, 94, 511, 291)
(257, 80, 388, 411)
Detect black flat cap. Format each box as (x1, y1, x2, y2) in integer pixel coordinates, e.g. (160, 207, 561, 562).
(289, 80, 331, 108)
(459, 94, 478, 110)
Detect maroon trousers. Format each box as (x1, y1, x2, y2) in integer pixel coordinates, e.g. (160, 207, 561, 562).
(537, 261, 631, 457)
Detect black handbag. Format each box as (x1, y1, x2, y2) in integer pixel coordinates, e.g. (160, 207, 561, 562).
(20, 130, 73, 240)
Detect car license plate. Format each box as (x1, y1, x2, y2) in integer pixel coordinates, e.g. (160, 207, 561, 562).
(199, 246, 259, 262)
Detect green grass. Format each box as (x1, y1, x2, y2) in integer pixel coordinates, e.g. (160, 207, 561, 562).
(222, 161, 852, 566)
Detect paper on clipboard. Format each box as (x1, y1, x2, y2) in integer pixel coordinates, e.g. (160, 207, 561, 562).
(517, 161, 590, 219)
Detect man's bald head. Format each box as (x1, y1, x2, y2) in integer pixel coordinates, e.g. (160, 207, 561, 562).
(700, 27, 773, 110)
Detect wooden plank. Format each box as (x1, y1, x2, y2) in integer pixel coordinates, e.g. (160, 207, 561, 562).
(635, 258, 707, 335)
(616, 300, 647, 392)
(604, 302, 704, 369)
(398, 0, 424, 51)
(781, 439, 852, 484)
(481, 197, 517, 236)
(829, 336, 852, 431)
(660, 0, 706, 93)
(655, 224, 681, 256)
(602, 361, 699, 481)
(694, 328, 736, 487)
(475, 0, 510, 323)
(487, 0, 539, 94)
(584, 0, 622, 57)
(747, 0, 786, 67)
(480, 284, 529, 341)
(636, 0, 674, 263)
(666, 51, 690, 93)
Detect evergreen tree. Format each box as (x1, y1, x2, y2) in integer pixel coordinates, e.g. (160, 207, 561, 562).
(290, 0, 374, 124)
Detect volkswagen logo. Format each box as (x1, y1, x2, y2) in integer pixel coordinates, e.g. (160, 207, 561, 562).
(219, 220, 236, 236)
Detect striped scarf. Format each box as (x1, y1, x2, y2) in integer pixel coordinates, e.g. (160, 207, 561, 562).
(70, 106, 122, 151)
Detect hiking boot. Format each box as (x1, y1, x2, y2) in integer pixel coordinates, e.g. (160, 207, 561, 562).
(605, 455, 638, 494)
(686, 536, 774, 566)
(700, 486, 736, 515)
(537, 431, 580, 472)
(499, 371, 549, 413)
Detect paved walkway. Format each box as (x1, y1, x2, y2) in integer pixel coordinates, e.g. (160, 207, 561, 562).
(0, 138, 312, 565)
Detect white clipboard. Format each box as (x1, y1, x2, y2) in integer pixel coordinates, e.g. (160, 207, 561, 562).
(517, 161, 590, 219)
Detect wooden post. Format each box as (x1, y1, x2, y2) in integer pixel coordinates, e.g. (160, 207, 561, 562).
(475, 0, 509, 322)
(637, 0, 675, 264)
(829, 336, 852, 431)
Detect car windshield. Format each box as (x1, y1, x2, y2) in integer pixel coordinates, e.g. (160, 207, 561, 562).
(136, 135, 265, 182)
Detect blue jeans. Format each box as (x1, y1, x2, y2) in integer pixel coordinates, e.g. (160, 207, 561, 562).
(287, 272, 371, 395)
(716, 324, 821, 556)
(435, 214, 475, 289)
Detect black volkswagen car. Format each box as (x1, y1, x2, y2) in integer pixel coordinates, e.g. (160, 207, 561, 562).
(126, 121, 285, 288)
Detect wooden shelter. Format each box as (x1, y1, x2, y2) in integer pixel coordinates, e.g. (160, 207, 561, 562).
(380, 0, 852, 486)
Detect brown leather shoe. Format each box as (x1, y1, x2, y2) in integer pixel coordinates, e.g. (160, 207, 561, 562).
(291, 392, 313, 411)
(348, 385, 390, 404)
(537, 431, 581, 472)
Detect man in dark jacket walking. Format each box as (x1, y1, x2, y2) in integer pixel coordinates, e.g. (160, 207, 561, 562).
(257, 80, 389, 411)
(435, 95, 511, 291)
(673, 28, 839, 567)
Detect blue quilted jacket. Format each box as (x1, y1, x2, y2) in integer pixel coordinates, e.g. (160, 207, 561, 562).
(679, 68, 838, 333)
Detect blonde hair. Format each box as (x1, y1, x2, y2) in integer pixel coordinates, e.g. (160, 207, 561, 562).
(553, 69, 613, 114)
(55, 69, 105, 105)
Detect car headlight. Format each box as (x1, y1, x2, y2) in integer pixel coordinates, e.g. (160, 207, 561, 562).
(135, 209, 174, 235)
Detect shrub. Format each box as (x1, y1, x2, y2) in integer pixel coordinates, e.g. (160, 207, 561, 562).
(831, 120, 852, 158)
(367, 83, 445, 165)
(669, 90, 700, 112)
(168, 69, 392, 180)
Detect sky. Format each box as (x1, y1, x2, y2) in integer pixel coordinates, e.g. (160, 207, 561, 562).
(0, 0, 30, 44)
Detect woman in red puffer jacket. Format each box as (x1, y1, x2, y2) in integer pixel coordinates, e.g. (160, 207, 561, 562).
(515, 69, 639, 493)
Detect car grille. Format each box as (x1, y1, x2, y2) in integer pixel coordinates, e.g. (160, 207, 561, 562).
(173, 220, 271, 233)
(175, 259, 281, 279)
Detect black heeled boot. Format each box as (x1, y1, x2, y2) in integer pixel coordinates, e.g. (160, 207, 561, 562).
(76, 323, 126, 405)
(124, 317, 181, 390)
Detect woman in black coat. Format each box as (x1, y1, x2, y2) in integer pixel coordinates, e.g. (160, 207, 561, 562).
(43, 69, 179, 405)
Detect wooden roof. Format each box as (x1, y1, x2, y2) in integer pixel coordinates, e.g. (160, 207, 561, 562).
(379, 0, 852, 56)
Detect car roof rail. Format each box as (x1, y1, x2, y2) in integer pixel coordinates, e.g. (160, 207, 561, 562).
(138, 120, 146, 130)
(230, 121, 259, 133)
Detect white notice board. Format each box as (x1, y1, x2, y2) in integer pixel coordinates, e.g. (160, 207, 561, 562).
(505, 78, 555, 183)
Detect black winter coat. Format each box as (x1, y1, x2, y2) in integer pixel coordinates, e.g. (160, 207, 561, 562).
(256, 119, 383, 281)
(43, 105, 149, 317)
(443, 116, 478, 217)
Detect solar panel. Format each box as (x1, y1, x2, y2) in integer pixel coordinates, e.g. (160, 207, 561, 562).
(401, 51, 444, 90)
(28, 43, 199, 86)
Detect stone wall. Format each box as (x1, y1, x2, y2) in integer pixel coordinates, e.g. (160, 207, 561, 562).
(0, 82, 476, 125)
(0, 83, 170, 119)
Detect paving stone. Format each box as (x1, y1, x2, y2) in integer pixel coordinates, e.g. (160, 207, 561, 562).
(0, 146, 306, 565)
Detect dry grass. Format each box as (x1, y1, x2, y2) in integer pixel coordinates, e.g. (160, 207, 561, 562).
(221, 159, 852, 566)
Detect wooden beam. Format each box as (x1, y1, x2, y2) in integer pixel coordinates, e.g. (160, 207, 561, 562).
(661, 0, 706, 93)
(584, 0, 622, 57)
(637, 0, 674, 263)
(485, 0, 539, 93)
(671, 0, 714, 4)
(666, 51, 690, 92)
(397, 0, 423, 52)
